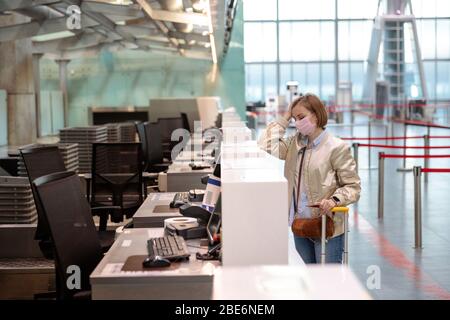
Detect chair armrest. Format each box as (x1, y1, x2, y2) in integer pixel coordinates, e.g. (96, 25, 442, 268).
(91, 206, 122, 219)
(78, 173, 92, 180)
(143, 172, 159, 179)
(153, 163, 170, 169)
(91, 206, 123, 225)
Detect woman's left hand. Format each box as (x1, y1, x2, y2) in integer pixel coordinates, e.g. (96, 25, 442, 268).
(314, 199, 336, 216)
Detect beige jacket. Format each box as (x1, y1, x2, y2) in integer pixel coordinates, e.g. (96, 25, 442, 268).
(258, 117, 361, 237)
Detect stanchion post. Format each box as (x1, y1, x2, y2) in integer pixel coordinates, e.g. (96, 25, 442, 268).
(352, 143, 359, 173)
(413, 166, 423, 249)
(403, 123, 407, 168)
(368, 120, 372, 168)
(378, 152, 385, 220)
(424, 135, 430, 183)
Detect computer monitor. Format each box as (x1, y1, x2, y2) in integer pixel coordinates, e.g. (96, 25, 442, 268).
(206, 194, 221, 245)
(202, 159, 221, 212)
(149, 97, 221, 132)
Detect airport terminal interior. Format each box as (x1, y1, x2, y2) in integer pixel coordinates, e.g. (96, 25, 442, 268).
(0, 0, 450, 300)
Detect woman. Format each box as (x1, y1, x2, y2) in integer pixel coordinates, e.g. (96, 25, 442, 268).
(258, 93, 361, 263)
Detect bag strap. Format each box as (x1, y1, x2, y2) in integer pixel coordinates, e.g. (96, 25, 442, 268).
(293, 146, 307, 215)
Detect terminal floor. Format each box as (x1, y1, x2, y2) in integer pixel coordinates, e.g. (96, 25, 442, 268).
(276, 119, 450, 300)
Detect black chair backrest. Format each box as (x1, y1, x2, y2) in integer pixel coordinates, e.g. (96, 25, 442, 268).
(20, 146, 67, 242)
(21, 146, 66, 181)
(91, 143, 143, 209)
(135, 122, 148, 170)
(33, 171, 103, 299)
(157, 116, 185, 145)
(144, 122, 164, 165)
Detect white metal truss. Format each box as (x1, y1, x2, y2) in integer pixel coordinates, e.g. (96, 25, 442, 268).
(0, 0, 227, 62)
(362, 0, 427, 106)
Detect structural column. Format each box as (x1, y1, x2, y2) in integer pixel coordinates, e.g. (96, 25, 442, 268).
(55, 59, 71, 127)
(0, 13, 37, 146)
(33, 53, 44, 138)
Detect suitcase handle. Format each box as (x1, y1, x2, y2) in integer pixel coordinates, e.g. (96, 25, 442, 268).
(321, 207, 349, 264)
(331, 207, 349, 213)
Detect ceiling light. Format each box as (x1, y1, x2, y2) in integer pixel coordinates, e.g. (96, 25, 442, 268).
(112, 0, 133, 4)
(192, 0, 206, 12)
(205, 0, 217, 64)
(32, 31, 75, 42)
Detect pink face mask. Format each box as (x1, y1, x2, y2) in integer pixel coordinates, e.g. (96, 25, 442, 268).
(295, 116, 316, 136)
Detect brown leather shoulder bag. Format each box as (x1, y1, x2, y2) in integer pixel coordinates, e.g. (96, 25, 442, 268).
(291, 147, 334, 239)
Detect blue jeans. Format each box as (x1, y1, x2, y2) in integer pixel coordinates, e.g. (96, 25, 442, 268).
(293, 234, 344, 264)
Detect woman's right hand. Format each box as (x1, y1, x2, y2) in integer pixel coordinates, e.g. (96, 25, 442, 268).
(283, 103, 293, 121)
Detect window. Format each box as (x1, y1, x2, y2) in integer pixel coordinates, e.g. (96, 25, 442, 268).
(423, 61, 436, 100)
(435, 0, 450, 18)
(436, 61, 450, 99)
(338, 0, 379, 19)
(278, 0, 335, 20)
(245, 64, 263, 102)
(436, 20, 450, 58)
(243, 0, 277, 21)
(244, 0, 450, 103)
(278, 63, 334, 98)
(279, 64, 292, 94)
(416, 20, 436, 59)
(244, 22, 277, 62)
(245, 64, 277, 102)
(338, 21, 372, 60)
(321, 63, 335, 99)
(279, 22, 335, 61)
(411, 0, 436, 18)
(339, 62, 365, 99)
(412, 0, 450, 18)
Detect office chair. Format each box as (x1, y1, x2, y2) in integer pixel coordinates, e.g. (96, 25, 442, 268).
(20, 146, 116, 256)
(144, 122, 171, 173)
(136, 121, 163, 196)
(20, 146, 65, 258)
(135, 122, 148, 171)
(91, 142, 144, 224)
(33, 171, 103, 300)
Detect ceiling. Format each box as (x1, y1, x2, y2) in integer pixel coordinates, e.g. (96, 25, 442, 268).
(0, 0, 229, 63)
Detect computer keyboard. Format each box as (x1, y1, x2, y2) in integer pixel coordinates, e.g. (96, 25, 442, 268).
(170, 192, 190, 208)
(147, 235, 190, 261)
